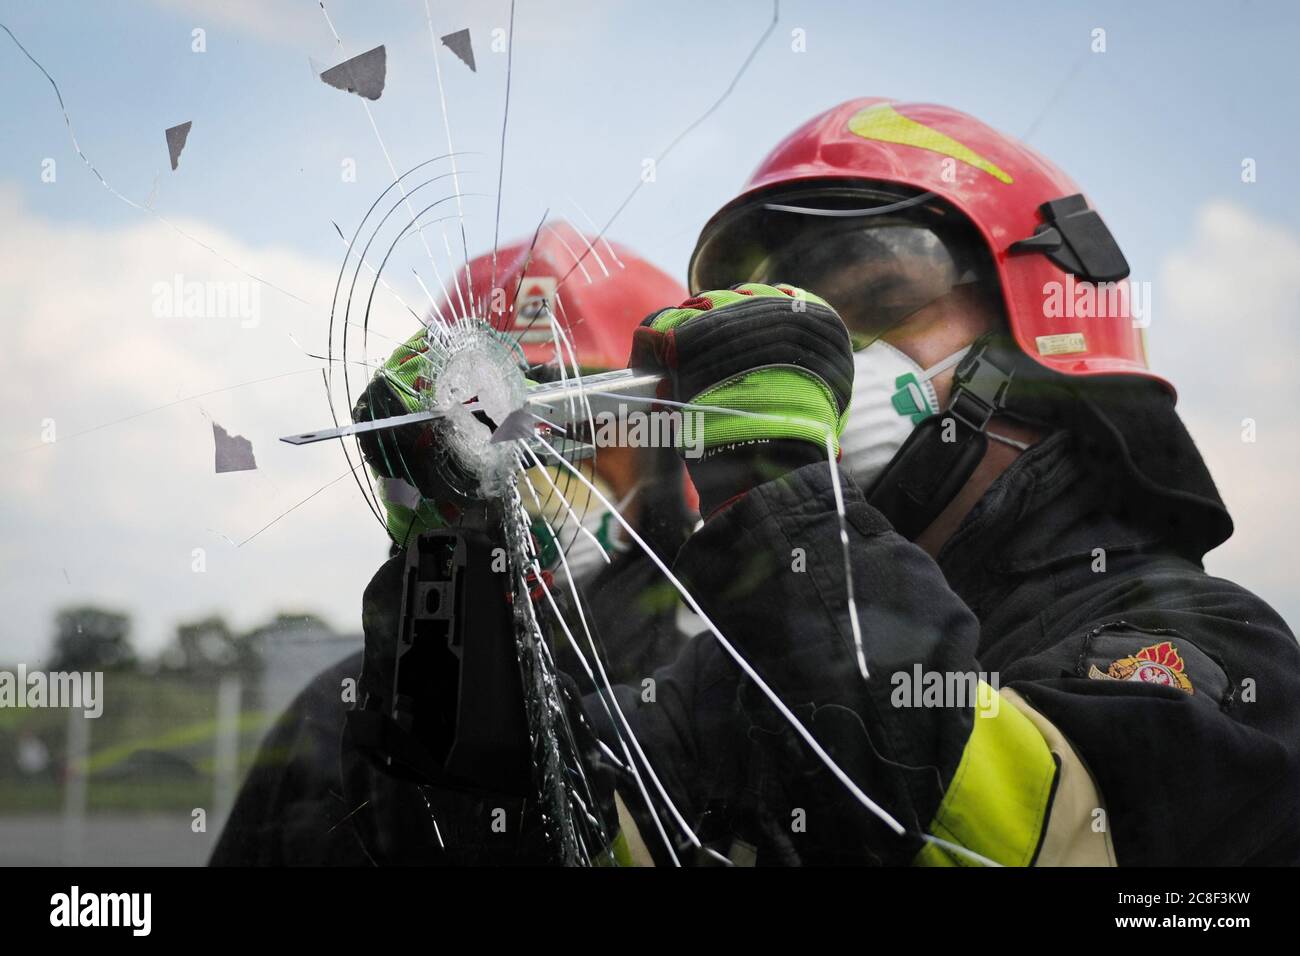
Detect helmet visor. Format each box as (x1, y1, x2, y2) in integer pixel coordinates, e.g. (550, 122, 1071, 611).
(690, 182, 993, 340)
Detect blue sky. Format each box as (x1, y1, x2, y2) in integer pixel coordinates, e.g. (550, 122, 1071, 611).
(5, 1, 1298, 282)
(1, 0, 1298, 660)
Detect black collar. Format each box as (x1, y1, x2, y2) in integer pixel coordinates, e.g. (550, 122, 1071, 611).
(937, 430, 1174, 606)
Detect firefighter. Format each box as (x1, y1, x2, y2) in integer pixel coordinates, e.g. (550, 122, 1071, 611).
(226, 101, 1300, 868)
(210, 225, 694, 865)
(596, 98, 1300, 865)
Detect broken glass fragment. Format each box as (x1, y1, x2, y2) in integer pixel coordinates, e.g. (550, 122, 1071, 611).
(319, 45, 387, 101)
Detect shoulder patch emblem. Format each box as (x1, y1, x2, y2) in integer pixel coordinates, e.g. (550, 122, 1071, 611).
(1087, 640, 1194, 694)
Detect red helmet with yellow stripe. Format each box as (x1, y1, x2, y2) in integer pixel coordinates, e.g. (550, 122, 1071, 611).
(689, 97, 1163, 389)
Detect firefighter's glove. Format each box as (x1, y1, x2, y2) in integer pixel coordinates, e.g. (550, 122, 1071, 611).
(627, 284, 854, 516)
(352, 328, 456, 545)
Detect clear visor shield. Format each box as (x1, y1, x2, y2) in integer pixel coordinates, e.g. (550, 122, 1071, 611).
(691, 190, 991, 340)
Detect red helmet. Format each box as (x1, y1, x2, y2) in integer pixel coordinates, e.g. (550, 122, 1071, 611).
(442, 221, 686, 370)
(435, 224, 701, 511)
(689, 98, 1163, 388)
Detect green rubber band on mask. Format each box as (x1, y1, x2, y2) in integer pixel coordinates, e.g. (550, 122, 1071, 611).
(531, 517, 560, 568)
(890, 371, 936, 425)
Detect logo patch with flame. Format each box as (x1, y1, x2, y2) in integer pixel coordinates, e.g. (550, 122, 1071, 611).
(1088, 641, 1194, 694)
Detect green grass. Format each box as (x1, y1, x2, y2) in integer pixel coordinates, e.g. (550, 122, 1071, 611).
(0, 779, 215, 813)
(0, 671, 272, 814)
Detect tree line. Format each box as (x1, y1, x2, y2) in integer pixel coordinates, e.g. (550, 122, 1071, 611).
(40, 606, 335, 676)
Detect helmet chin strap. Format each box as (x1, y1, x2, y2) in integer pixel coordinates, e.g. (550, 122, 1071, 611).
(987, 429, 1030, 452)
(864, 334, 1019, 540)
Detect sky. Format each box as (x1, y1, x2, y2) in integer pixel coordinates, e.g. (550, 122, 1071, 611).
(0, 0, 1298, 663)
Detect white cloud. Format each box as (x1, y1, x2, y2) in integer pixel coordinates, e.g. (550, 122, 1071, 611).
(1158, 200, 1300, 631)
(144, 0, 321, 46)
(0, 184, 412, 663)
(1156, 200, 1300, 395)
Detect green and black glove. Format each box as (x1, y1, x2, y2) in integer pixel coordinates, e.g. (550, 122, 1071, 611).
(628, 283, 855, 515)
(352, 328, 456, 545)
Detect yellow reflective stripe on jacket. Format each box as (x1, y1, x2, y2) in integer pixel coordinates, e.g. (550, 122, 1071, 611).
(1002, 688, 1116, 866)
(610, 791, 655, 867)
(913, 681, 1056, 867)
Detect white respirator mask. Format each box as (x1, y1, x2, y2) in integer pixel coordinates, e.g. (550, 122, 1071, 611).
(839, 340, 972, 489)
(555, 481, 638, 584)
(522, 466, 638, 584)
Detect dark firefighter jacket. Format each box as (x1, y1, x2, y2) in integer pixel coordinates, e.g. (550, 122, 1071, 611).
(213, 409, 1300, 867)
(208, 542, 693, 866)
(597, 427, 1300, 866)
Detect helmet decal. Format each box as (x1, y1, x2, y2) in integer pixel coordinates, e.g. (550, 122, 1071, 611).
(436, 222, 686, 371)
(1034, 332, 1088, 356)
(847, 103, 1013, 185)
